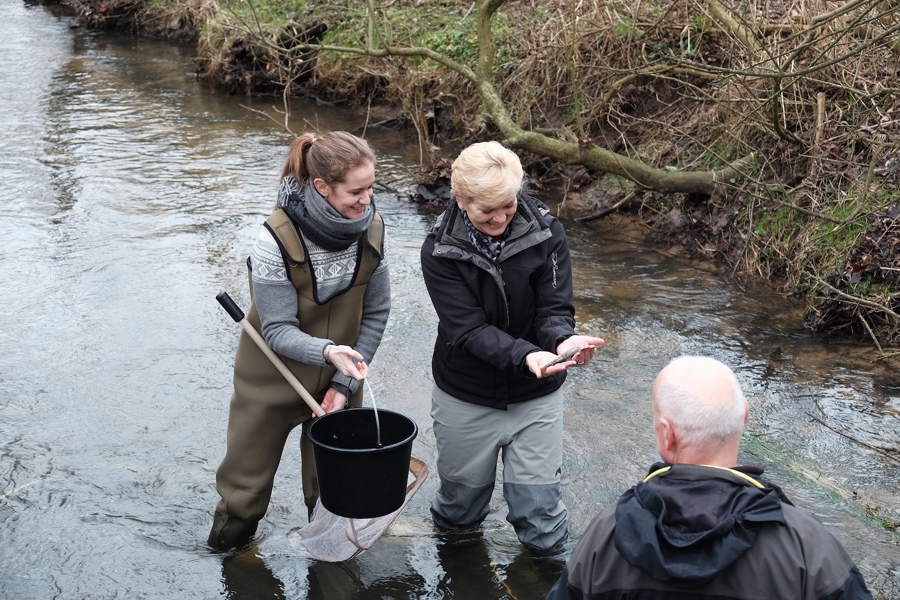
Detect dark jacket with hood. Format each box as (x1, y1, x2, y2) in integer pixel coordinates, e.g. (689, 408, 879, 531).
(546, 463, 873, 600)
(420, 192, 576, 410)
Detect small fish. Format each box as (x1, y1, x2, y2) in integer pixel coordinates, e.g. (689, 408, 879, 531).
(542, 344, 589, 369)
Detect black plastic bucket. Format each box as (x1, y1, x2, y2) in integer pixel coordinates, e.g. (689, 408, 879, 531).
(308, 407, 418, 519)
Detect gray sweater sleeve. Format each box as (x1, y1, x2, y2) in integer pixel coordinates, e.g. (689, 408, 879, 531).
(251, 227, 332, 366)
(330, 258, 391, 396)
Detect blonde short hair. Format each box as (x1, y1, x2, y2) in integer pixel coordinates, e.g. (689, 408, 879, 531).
(450, 141, 524, 208)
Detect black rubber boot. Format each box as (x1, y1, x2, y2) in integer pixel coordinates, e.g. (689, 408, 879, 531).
(207, 512, 260, 552)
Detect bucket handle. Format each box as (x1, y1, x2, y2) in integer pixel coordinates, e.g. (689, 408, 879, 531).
(364, 379, 383, 448)
(217, 292, 325, 417)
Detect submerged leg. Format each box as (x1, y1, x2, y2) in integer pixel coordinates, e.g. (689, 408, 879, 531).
(502, 388, 568, 552)
(208, 392, 300, 551)
(430, 385, 502, 530)
(208, 512, 261, 551)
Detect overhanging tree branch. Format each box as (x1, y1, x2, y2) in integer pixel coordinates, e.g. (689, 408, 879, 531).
(283, 0, 753, 196)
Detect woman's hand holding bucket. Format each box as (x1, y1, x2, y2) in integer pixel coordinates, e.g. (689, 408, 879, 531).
(320, 345, 369, 414)
(320, 387, 347, 413)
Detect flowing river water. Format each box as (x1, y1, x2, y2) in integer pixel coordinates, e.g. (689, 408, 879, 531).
(1, 3, 898, 598)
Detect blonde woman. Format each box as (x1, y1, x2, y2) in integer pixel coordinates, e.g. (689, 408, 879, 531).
(420, 141, 603, 552)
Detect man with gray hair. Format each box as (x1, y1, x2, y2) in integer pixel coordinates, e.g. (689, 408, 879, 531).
(546, 355, 872, 599)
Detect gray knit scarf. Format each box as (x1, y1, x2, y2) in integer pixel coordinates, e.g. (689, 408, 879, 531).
(278, 175, 374, 251)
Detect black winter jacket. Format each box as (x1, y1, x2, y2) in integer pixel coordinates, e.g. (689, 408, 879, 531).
(420, 193, 577, 409)
(546, 463, 873, 600)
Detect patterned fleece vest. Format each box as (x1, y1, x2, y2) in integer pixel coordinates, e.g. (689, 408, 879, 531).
(232, 208, 385, 408)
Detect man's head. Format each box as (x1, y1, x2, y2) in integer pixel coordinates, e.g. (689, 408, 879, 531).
(652, 356, 749, 466)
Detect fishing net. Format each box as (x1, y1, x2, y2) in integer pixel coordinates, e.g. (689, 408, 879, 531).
(291, 458, 428, 562)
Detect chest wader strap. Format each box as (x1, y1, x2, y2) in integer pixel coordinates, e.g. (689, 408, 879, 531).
(264, 208, 384, 299)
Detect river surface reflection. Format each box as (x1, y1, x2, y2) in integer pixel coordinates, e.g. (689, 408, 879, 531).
(1, 3, 898, 599)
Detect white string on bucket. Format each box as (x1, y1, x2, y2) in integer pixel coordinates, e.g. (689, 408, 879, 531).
(365, 378, 383, 448)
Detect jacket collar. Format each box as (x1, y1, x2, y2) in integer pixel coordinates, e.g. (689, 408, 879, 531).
(431, 192, 552, 264)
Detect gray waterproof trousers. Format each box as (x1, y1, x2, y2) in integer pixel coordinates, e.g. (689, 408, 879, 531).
(429, 384, 568, 552)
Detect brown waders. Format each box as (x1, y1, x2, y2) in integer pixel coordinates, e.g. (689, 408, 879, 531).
(207, 384, 363, 551)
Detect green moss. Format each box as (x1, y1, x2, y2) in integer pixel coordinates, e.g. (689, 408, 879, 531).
(750, 205, 795, 243)
(220, 0, 309, 27)
(312, 3, 522, 74)
(809, 219, 866, 266)
(736, 183, 875, 293)
(743, 432, 898, 535)
(419, 19, 479, 64)
(201, 0, 311, 49)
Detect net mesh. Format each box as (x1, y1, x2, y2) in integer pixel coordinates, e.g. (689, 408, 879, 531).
(290, 458, 428, 562)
